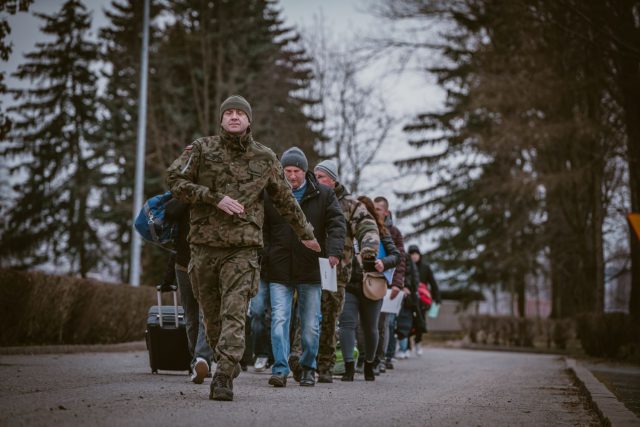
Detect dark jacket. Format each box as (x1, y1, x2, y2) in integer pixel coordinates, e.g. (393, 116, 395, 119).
(386, 217, 406, 289)
(161, 198, 190, 286)
(417, 259, 441, 304)
(164, 198, 190, 268)
(263, 172, 346, 285)
(346, 233, 400, 296)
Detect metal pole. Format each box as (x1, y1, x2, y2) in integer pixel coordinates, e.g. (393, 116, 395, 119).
(129, 0, 150, 287)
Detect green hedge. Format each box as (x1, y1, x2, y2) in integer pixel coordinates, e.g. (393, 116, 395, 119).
(576, 313, 640, 360)
(459, 315, 575, 350)
(0, 269, 160, 346)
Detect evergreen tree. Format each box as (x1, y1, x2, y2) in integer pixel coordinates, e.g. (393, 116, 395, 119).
(0, 0, 34, 140)
(97, 0, 161, 283)
(378, 0, 623, 317)
(151, 0, 321, 163)
(0, 0, 102, 277)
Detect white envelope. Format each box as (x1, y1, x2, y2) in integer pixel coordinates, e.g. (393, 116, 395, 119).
(381, 288, 404, 314)
(319, 258, 337, 292)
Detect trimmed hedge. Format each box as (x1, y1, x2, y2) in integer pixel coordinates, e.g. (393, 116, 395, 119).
(0, 269, 160, 346)
(576, 313, 639, 360)
(459, 315, 575, 350)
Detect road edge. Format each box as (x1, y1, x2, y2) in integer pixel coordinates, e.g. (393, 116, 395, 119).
(565, 357, 640, 427)
(0, 340, 147, 355)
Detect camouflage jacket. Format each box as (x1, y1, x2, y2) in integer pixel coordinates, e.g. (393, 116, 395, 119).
(334, 183, 379, 284)
(165, 129, 315, 248)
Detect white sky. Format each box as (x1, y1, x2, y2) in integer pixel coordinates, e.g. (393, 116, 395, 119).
(2, 0, 445, 250)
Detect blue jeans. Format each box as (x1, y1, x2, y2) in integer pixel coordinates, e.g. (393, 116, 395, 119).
(249, 280, 272, 359)
(175, 268, 214, 366)
(270, 282, 321, 375)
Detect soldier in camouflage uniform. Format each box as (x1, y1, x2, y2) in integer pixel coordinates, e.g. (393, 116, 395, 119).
(313, 160, 380, 383)
(166, 95, 320, 401)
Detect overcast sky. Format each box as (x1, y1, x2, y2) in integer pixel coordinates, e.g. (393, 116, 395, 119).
(2, 0, 445, 249)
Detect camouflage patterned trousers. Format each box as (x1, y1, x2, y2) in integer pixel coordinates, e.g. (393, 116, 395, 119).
(189, 245, 259, 377)
(318, 284, 346, 373)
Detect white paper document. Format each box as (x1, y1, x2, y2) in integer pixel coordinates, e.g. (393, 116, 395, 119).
(319, 258, 337, 292)
(381, 288, 404, 314)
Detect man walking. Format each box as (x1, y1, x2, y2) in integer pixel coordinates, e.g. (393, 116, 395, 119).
(263, 148, 346, 387)
(166, 95, 320, 401)
(313, 160, 380, 382)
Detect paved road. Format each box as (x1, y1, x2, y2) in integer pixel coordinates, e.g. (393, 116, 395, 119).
(0, 347, 599, 426)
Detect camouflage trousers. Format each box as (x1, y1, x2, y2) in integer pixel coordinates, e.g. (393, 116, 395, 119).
(291, 284, 345, 373)
(189, 245, 260, 377)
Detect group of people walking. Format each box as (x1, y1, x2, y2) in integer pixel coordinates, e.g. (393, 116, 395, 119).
(164, 95, 440, 401)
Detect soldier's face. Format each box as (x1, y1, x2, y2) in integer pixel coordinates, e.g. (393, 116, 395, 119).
(284, 166, 306, 189)
(221, 108, 250, 135)
(314, 170, 336, 188)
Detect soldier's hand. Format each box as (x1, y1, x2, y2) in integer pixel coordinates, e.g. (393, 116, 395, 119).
(217, 196, 244, 215)
(301, 239, 321, 252)
(328, 256, 339, 268)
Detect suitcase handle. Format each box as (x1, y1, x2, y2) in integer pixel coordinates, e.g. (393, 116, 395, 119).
(156, 284, 177, 293)
(155, 284, 179, 327)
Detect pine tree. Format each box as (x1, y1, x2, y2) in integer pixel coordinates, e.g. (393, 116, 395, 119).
(151, 0, 322, 163)
(0, 0, 102, 277)
(97, 0, 161, 283)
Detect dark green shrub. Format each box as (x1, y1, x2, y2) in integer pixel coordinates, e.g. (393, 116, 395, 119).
(576, 313, 635, 358)
(0, 268, 157, 345)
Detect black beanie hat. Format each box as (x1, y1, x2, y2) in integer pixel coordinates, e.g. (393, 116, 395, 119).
(408, 245, 421, 255)
(220, 95, 252, 122)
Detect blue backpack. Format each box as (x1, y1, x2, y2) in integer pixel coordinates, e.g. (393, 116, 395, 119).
(134, 192, 178, 251)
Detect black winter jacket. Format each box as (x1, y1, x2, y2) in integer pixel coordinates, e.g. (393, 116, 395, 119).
(346, 233, 400, 296)
(263, 172, 346, 285)
(417, 260, 441, 304)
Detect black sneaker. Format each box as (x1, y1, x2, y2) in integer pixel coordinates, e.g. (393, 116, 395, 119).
(300, 368, 316, 387)
(385, 359, 394, 370)
(268, 374, 287, 387)
(289, 356, 303, 383)
(209, 373, 233, 401)
(317, 370, 333, 383)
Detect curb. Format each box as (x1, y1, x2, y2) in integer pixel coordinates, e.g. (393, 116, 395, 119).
(565, 357, 640, 426)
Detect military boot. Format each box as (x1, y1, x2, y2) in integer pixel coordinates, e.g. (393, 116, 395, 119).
(210, 373, 233, 401)
(317, 369, 333, 383)
(288, 355, 303, 383)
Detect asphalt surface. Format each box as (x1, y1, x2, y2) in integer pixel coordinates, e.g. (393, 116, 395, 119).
(0, 347, 599, 427)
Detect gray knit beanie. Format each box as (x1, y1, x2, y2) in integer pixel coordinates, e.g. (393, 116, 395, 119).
(280, 147, 308, 171)
(314, 159, 339, 182)
(220, 95, 252, 122)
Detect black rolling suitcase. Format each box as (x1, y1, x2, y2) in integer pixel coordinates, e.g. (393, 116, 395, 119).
(145, 285, 192, 374)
